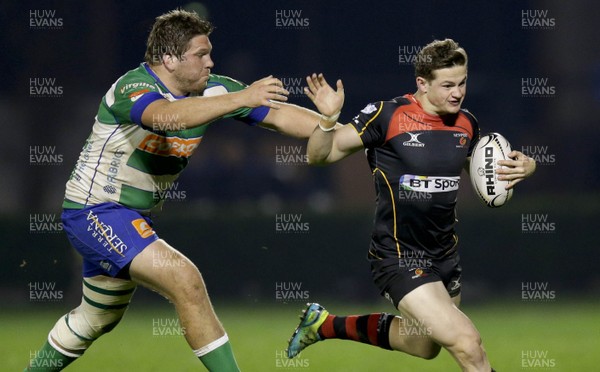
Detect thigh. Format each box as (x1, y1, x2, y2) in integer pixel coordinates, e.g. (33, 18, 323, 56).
(370, 255, 442, 309)
(128, 239, 199, 299)
(62, 202, 159, 278)
(398, 281, 478, 349)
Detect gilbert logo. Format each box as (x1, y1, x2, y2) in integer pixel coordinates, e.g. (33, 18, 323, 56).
(132, 218, 155, 238)
(138, 134, 201, 158)
(403, 132, 425, 147)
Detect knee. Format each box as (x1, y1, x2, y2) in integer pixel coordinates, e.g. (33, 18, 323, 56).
(449, 331, 485, 364)
(166, 260, 206, 302)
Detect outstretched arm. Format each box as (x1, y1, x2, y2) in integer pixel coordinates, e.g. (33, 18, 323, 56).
(259, 72, 346, 139)
(303, 73, 363, 165)
(259, 103, 321, 139)
(497, 151, 536, 189)
(141, 76, 289, 130)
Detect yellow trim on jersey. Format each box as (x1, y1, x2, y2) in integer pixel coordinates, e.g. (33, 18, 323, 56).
(357, 102, 384, 136)
(372, 167, 401, 257)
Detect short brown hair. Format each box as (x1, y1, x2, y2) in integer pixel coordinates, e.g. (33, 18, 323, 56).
(414, 39, 468, 81)
(144, 9, 214, 65)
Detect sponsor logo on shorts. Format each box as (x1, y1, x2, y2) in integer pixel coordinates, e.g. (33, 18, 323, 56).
(99, 261, 112, 272)
(400, 175, 460, 193)
(132, 218, 156, 239)
(410, 268, 429, 279)
(449, 278, 461, 292)
(399, 251, 432, 269)
(138, 134, 202, 158)
(86, 211, 128, 257)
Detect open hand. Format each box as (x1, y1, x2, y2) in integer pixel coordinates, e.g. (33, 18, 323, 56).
(304, 73, 344, 117)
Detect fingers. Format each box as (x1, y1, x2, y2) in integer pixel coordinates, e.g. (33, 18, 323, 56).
(336, 79, 344, 93)
(304, 73, 320, 102)
(497, 153, 534, 189)
(304, 73, 344, 99)
(250, 76, 289, 109)
(505, 177, 524, 190)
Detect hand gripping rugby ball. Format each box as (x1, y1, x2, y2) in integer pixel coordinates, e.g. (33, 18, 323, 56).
(469, 132, 513, 208)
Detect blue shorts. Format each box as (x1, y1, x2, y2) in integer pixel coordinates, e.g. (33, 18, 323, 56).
(62, 202, 159, 278)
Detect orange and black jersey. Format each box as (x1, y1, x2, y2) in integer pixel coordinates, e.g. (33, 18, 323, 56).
(351, 94, 479, 260)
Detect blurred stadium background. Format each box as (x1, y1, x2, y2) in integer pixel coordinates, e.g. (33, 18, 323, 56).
(1, 0, 599, 370)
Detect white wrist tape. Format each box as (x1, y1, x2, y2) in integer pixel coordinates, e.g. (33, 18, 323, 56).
(318, 121, 336, 132)
(318, 111, 340, 132)
(321, 111, 340, 123)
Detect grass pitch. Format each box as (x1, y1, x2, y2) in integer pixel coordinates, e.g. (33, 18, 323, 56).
(4, 299, 598, 371)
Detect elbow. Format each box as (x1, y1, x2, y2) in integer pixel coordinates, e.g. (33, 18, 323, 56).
(307, 155, 328, 166)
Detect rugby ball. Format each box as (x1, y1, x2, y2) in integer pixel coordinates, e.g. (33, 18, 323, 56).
(469, 133, 513, 208)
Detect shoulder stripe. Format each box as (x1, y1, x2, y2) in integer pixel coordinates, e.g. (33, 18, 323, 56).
(357, 102, 384, 136)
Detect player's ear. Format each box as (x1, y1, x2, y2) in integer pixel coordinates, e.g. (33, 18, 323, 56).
(416, 76, 428, 93)
(162, 54, 177, 71)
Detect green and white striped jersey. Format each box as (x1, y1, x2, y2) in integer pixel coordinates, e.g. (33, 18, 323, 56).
(64, 63, 268, 213)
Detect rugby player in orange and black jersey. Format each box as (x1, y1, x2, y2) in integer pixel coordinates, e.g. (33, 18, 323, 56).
(352, 93, 479, 263)
(286, 40, 535, 372)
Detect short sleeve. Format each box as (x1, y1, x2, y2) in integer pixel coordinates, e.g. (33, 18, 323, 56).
(350, 101, 387, 148)
(203, 74, 270, 126)
(98, 71, 162, 125)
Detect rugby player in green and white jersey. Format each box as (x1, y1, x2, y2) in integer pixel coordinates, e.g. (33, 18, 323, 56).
(25, 9, 332, 372)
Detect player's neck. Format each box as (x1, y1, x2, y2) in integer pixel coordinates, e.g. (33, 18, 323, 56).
(148, 64, 186, 97)
(412, 91, 441, 117)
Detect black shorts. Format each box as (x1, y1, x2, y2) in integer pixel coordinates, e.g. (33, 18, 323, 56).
(369, 249, 462, 308)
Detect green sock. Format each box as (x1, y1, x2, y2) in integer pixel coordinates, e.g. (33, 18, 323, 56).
(196, 338, 240, 372)
(25, 341, 76, 371)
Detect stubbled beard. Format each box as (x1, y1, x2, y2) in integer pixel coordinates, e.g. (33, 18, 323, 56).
(173, 72, 207, 95)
